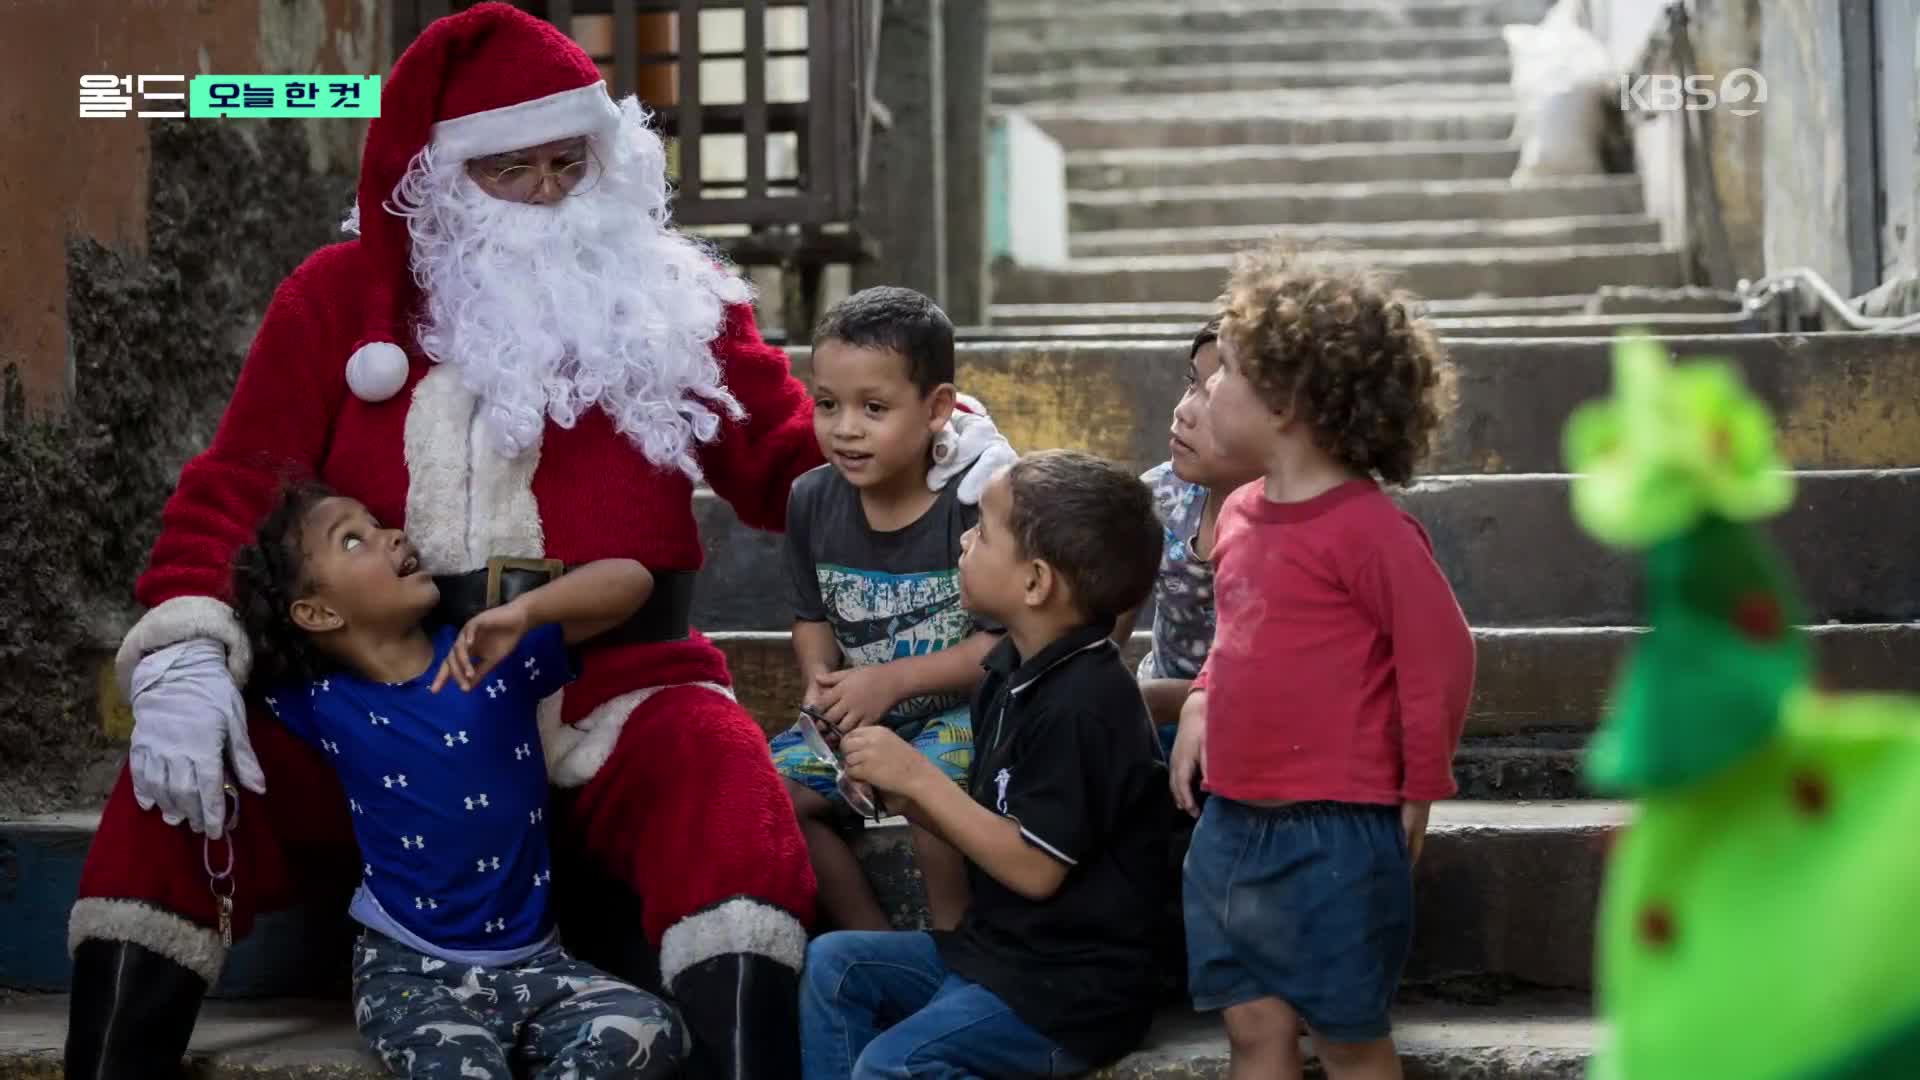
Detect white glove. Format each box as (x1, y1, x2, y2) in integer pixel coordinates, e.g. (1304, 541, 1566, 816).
(929, 395, 1019, 506)
(126, 638, 265, 838)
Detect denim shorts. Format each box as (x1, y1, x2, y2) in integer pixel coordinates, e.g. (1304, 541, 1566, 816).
(1182, 797, 1413, 1042)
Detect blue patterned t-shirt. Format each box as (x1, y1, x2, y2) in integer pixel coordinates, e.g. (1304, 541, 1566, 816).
(267, 623, 574, 965)
(1139, 461, 1218, 681)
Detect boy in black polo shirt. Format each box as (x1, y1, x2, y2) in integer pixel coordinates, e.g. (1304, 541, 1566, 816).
(801, 450, 1171, 1078)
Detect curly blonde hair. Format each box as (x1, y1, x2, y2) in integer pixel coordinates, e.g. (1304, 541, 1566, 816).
(1216, 248, 1454, 486)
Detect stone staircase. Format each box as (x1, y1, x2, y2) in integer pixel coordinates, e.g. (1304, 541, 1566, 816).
(6, 2, 1920, 1077)
(985, 0, 1760, 340)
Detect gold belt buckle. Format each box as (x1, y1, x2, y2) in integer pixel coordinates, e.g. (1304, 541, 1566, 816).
(484, 556, 566, 608)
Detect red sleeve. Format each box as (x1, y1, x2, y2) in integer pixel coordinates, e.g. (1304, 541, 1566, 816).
(136, 251, 353, 612)
(1350, 513, 1476, 802)
(695, 302, 824, 532)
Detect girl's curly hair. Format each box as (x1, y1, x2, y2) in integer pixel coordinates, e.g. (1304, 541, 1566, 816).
(1216, 247, 1454, 486)
(231, 483, 335, 691)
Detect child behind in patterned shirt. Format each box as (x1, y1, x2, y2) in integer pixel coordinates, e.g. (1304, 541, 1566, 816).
(1117, 318, 1264, 760)
(231, 484, 685, 1080)
(1171, 251, 1475, 1080)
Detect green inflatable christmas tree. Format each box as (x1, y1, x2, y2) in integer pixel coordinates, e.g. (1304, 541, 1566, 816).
(1569, 335, 1920, 1079)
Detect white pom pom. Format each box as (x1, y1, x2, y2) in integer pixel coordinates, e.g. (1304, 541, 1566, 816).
(346, 341, 410, 402)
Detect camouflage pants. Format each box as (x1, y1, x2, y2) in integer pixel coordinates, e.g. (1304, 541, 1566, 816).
(352, 929, 689, 1079)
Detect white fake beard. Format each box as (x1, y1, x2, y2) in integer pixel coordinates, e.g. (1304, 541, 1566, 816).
(389, 98, 752, 480)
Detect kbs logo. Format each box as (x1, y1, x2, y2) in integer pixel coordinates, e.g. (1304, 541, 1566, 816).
(1619, 68, 1767, 116)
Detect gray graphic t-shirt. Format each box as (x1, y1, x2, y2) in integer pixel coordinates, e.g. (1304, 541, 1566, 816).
(1139, 461, 1217, 681)
(785, 463, 986, 740)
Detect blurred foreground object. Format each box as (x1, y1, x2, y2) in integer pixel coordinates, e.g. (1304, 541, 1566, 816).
(1568, 334, 1920, 1079)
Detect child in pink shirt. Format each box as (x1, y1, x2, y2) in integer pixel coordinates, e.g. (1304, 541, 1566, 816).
(1169, 250, 1475, 1080)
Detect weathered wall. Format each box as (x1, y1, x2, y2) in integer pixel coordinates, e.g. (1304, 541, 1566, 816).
(0, 0, 381, 418)
(1589, 0, 1766, 282)
(0, 3, 374, 813)
(1761, 1, 1857, 291)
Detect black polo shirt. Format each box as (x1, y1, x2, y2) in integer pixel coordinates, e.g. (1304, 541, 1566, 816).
(932, 622, 1173, 1066)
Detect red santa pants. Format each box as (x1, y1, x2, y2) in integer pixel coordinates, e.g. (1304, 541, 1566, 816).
(71, 683, 815, 987)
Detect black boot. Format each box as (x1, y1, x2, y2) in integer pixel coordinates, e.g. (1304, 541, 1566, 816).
(64, 939, 207, 1080)
(672, 952, 801, 1080)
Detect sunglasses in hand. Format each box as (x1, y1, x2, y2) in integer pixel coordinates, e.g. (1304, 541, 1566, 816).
(795, 704, 886, 822)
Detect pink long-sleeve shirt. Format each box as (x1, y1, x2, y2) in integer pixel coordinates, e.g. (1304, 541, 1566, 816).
(1192, 479, 1475, 804)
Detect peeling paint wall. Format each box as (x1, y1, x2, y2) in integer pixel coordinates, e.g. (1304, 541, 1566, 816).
(1761, 1, 1857, 291)
(0, 4, 373, 813)
(0, 0, 383, 417)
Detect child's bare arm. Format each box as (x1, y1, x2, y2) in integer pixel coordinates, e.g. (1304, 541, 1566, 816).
(842, 727, 1068, 901)
(814, 630, 998, 731)
(792, 619, 842, 706)
(793, 619, 842, 680)
(514, 559, 654, 644)
(433, 560, 651, 692)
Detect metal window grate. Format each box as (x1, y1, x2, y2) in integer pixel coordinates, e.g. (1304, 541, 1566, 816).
(393, 0, 874, 232)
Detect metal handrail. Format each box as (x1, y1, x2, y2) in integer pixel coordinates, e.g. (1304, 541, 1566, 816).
(1738, 268, 1920, 333)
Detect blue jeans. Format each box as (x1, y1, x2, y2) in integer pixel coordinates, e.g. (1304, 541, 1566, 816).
(800, 931, 1089, 1079)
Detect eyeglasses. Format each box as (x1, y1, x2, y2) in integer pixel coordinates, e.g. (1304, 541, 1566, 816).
(795, 705, 885, 822)
(471, 143, 599, 202)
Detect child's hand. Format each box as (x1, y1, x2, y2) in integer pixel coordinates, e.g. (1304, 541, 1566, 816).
(1401, 800, 1431, 865)
(1169, 691, 1208, 818)
(813, 666, 903, 733)
(841, 726, 936, 800)
(431, 602, 532, 693)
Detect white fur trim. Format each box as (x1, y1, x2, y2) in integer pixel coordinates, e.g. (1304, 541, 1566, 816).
(346, 341, 410, 402)
(402, 365, 546, 574)
(69, 898, 226, 985)
(431, 82, 621, 163)
(659, 897, 807, 987)
(114, 595, 252, 698)
(465, 399, 545, 571)
(543, 681, 734, 788)
(403, 365, 476, 574)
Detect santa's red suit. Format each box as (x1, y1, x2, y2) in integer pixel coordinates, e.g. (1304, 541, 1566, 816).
(63, 8, 889, 1078)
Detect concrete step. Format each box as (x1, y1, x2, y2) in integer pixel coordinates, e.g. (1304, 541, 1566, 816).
(783, 333, 1920, 477)
(992, 26, 1511, 75)
(0, 993, 1595, 1077)
(993, 245, 1688, 305)
(692, 470, 1920, 629)
(717, 623, 1915, 743)
(991, 0, 1555, 36)
(1068, 177, 1644, 232)
(0, 802, 1621, 997)
(969, 313, 1763, 340)
(1585, 284, 1747, 315)
(1070, 215, 1663, 258)
(993, 58, 1512, 104)
(1019, 98, 1516, 151)
(1067, 140, 1523, 190)
(987, 295, 1598, 326)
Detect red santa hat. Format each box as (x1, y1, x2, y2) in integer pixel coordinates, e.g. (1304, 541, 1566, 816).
(346, 1, 621, 403)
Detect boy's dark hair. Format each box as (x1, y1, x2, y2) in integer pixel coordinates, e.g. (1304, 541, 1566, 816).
(1190, 316, 1221, 361)
(1004, 450, 1161, 624)
(1216, 247, 1454, 486)
(812, 285, 956, 395)
(231, 483, 335, 690)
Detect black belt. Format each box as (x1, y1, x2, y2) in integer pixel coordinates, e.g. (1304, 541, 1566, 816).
(432, 557, 695, 645)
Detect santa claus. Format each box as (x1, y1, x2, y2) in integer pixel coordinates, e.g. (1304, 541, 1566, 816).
(64, 6, 1008, 1078)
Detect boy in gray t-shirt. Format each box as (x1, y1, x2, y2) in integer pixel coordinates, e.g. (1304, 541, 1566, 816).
(769, 287, 1005, 934)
